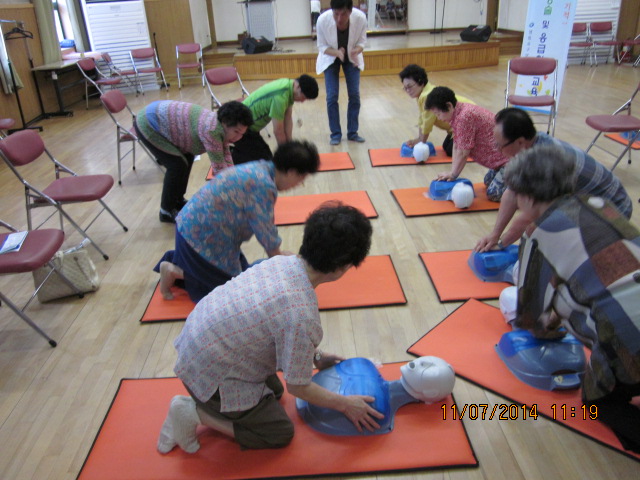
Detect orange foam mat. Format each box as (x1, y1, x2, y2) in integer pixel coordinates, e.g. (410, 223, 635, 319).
(369, 147, 473, 167)
(140, 284, 195, 323)
(77, 371, 477, 480)
(407, 299, 640, 462)
(140, 255, 404, 323)
(205, 152, 355, 180)
(315, 255, 406, 310)
(391, 184, 500, 217)
(275, 190, 377, 226)
(419, 250, 510, 302)
(604, 133, 640, 150)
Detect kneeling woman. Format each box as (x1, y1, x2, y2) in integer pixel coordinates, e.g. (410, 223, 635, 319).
(156, 140, 320, 303)
(505, 144, 640, 454)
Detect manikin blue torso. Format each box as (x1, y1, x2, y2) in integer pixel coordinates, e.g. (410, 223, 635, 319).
(295, 358, 419, 436)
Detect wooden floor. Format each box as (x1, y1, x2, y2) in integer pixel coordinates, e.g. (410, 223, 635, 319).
(1, 57, 639, 480)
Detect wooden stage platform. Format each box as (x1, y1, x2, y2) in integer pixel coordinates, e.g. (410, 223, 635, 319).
(203, 31, 519, 80)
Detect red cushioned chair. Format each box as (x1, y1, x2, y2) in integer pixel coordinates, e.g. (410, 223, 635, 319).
(205, 66, 250, 110)
(569, 22, 593, 66)
(129, 47, 169, 94)
(585, 82, 640, 170)
(0, 130, 128, 260)
(505, 57, 558, 135)
(0, 220, 83, 347)
(77, 57, 122, 109)
(176, 43, 204, 89)
(99, 89, 160, 185)
(589, 21, 622, 66)
(100, 52, 140, 94)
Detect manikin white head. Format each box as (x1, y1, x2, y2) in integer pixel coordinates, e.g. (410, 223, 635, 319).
(413, 142, 431, 162)
(451, 182, 474, 208)
(400, 356, 455, 403)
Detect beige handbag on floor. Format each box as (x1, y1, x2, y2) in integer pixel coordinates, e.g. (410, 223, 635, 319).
(32, 246, 100, 302)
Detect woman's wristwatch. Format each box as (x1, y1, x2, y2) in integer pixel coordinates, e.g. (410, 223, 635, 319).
(314, 350, 322, 362)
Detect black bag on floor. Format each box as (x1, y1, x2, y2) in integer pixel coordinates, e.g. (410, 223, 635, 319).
(460, 25, 492, 43)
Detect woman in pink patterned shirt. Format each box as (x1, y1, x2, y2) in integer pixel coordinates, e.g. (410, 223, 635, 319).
(157, 204, 383, 453)
(426, 86, 510, 201)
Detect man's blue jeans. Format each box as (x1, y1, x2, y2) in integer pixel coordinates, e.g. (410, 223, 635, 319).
(323, 60, 361, 141)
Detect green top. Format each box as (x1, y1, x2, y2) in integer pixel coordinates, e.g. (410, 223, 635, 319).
(243, 78, 294, 132)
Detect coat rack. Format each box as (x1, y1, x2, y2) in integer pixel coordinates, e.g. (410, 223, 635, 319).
(1, 19, 43, 132)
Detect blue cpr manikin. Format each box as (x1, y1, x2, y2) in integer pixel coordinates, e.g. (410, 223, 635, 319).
(296, 357, 454, 436)
(468, 245, 519, 283)
(428, 178, 474, 201)
(495, 330, 586, 390)
(400, 141, 436, 158)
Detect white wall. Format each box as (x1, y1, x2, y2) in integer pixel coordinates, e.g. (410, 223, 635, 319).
(212, 0, 311, 43)
(211, 0, 247, 43)
(497, 0, 529, 31)
(408, 0, 488, 31)
(275, 0, 312, 38)
(190, 0, 211, 48)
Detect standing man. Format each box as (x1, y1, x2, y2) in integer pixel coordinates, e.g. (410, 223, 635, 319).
(425, 86, 509, 201)
(231, 75, 319, 166)
(316, 0, 367, 145)
(474, 107, 632, 252)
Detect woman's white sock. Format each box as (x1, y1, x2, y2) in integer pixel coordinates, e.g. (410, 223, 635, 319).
(168, 395, 201, 454)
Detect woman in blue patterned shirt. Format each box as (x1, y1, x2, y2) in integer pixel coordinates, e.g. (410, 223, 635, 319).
(155, 140, 320, 303)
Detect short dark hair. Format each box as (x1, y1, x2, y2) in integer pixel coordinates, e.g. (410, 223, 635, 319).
(331, 0, 353, 10)
(399, 64, 428, 86)
(217, 101, 253, 128)
(504, 145, 576, 203)
(300, 202, 372, 273)
(425, 86, 457, 111)
(495, 108, 537, 142)
(297, 74, 319, 99)
(272, 140, 320, 174)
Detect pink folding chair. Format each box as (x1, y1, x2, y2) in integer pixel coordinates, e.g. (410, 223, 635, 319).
(585, 82, 640, 170)
(0, 130, 128, 260)
(129, 47, 169, 93)
(77, 57, 122, 109)
(176, 43, 204, 89)
(589, 21, 622, 66)
(100, 53, 140, 94)
(100, 89, 160, 185)
(204, 66, 250, 110)
(0, 219, 83, 347)
(505, 57, 558, 135)
(569, 22, 593, 65)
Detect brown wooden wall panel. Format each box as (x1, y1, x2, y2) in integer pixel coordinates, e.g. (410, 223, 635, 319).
(144, 0, 194, 85)
(234, 42, 499, 80)
(0, 4, 45, 127)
